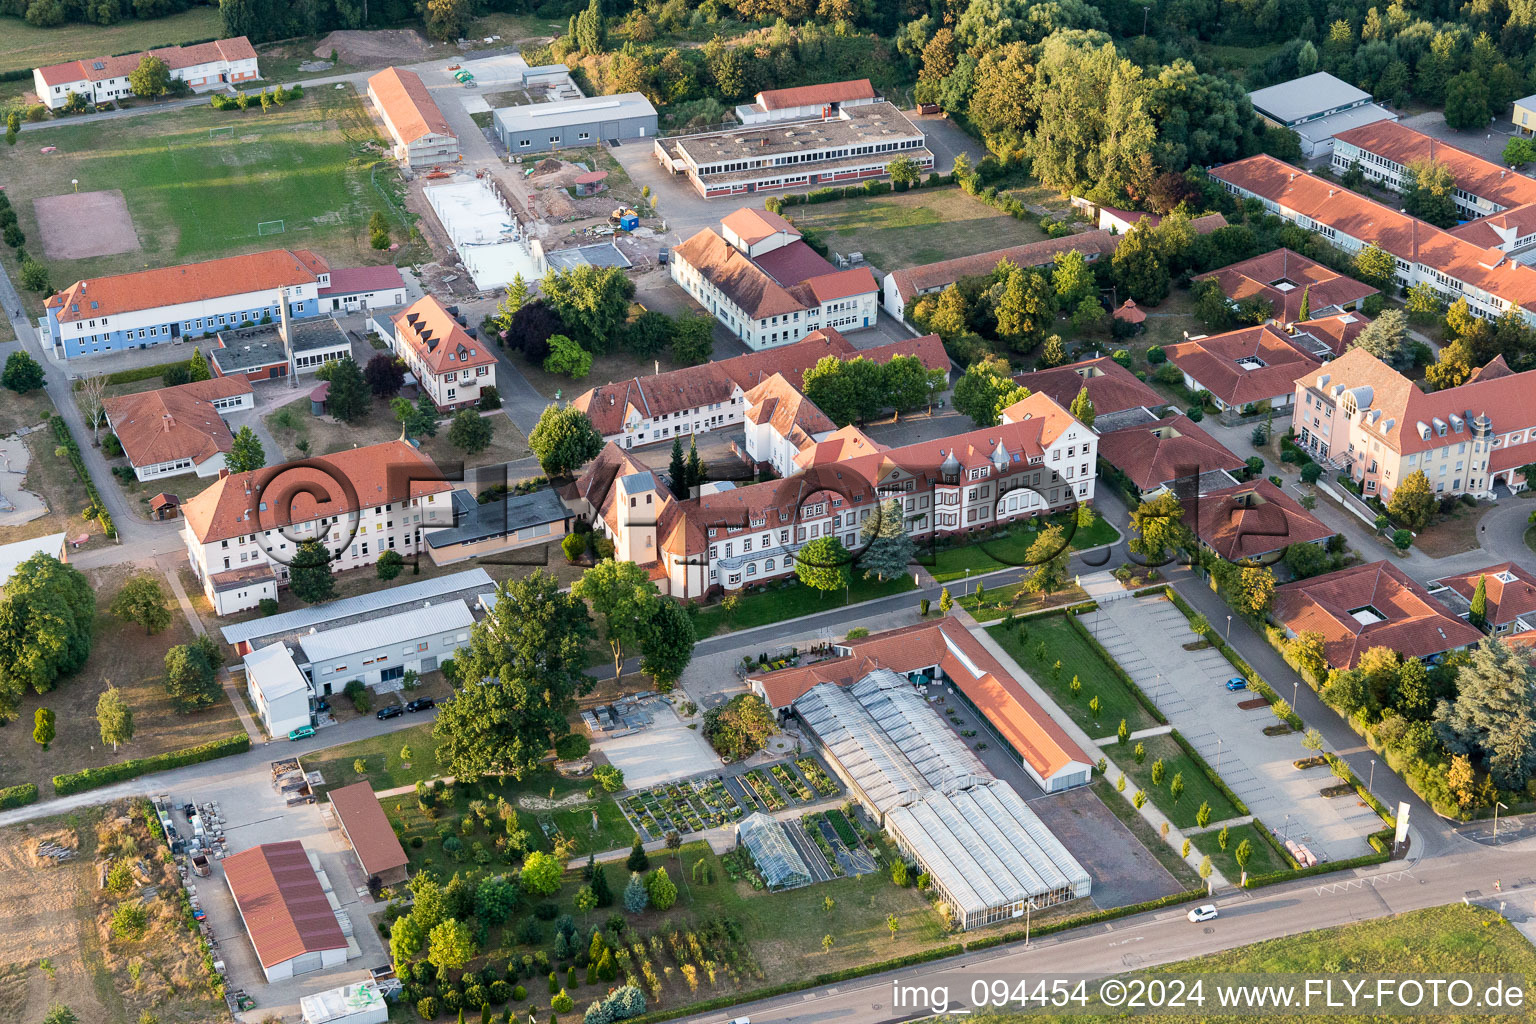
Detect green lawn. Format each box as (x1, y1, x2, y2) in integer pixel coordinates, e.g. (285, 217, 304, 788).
(987, 615, 1158, 736)
(787, 187, 1052, 271)
(955, 579, 1088, 621)
(1116, 732, 1241, 830)
(689, 574, 917, 638)
(303, 722, 441, 796)
(0, 81, 407, 311)
(929, 512, 1120, 583)
(1191, 823, 1288, 881)
(0, 8, 225, 75)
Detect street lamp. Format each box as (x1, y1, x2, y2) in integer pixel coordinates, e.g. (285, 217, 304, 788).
(1226, 614, 1232, 641)
(1368, 758, 1376, 793)
(1142, 5, 1150, 33)
(1494, 801, 1508, 843)
(1292, 679, 1299, 708)
(1025, 897, 1037, 946)
(1154, 672, 1163, 706)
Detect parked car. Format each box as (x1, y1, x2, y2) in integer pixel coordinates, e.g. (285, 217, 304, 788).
(1225, 676, 1248, 691)
(406, 697, 436, 712)
(288, 725, 316, 741)
(658, 247, 670, 265)
(1187, 904, 1219, 923)
(376, 704, 405, 720)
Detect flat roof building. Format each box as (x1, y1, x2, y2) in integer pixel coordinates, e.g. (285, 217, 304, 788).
(423, 488, 571, 565)
(224, 842, 349, 982)
(494, 92, 657, 155)
(206, 316, 353, 382)
(329, 782, 410, 884)
(1247, 72, 1398, 158)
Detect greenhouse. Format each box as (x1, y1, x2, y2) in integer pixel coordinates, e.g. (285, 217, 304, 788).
(735, 812, 813, 890)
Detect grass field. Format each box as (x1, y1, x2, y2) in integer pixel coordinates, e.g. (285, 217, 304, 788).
(787, 188, 1052, 271)
(0, 82, 406, 313)
(955, 579, 1088, 621)
(1117, 732, 1242, 831)
(1190, 822, 1288, 880)
(987, 615, 1159, 736)
(0, 8, 225, 76)
(688, 574, 917, 637)
(264, 395, 533, 468)
(928, 511, 1121, 582)
(969, 904, 1533, 1023)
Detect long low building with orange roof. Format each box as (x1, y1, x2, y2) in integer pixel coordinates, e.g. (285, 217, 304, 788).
(367, 66, 458, 169)
(1194, 248, 1378, 325)
(1331, 120, 1536, 225)
(33, 36, 258, 111)
(103, 376, 255, 482)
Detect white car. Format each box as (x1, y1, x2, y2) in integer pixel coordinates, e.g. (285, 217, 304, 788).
(1187, 904, 1218, 923)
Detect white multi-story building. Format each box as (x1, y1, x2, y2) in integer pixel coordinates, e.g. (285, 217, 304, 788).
(1332, 121, 1536, 227)
(33, 37, 258, 110)
(385, 296, 496, 411)
(180, 441, 454, 614)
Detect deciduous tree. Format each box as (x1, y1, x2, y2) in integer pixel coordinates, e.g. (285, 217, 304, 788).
(129, 54, 170, 97)
(1402, 159, 1458, 228)
(163, 634, 223, 709)
(365, 353, 406, 397)
(795, 535, 851, 597)
(540, 265, 635, 353)
(1, 351, 45, 393)
(96, 684, 134, 751)
(324, 357, 372, 423)
(1387, 470, 1435, 530)
(1019, 523, 1071, 597)
(448, 408, 493, 455)
(574, 558, 659, 678)
(1128, 492, 1187, 563)
(109, 572, 171, 635)
(1436, 639, 1536, 788)
(543, 334, 593, 379)
(225, 426, 266, 474)
(0, 554, 95, 718)
(638, 597, 695, 687)
(702, 693, 775, 760)
(426, 918, 476, 979)
(529, 405, 603, 477)
(952, 355, 1028, 428)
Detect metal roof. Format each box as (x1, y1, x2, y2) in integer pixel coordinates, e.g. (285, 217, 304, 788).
(1247, 72, 1372, 123)
(423, 488, 569, 549)
(298, 600, 474, 664)
(1289, 104, 1397, 145)
(244, 642, 310, 701)
(328, 782, 409, 878)
(493, 92, 656, 133)
(545, 243, 632, 272)
(221, 568, 494, 645)
(224, 841, 347, 968)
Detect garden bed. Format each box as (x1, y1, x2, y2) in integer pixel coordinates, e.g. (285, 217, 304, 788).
(1293, 756, 1328, 770)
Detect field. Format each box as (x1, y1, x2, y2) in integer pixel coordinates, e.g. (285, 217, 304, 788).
(688, 574, 917, 637)
(928, 511, 1121, 582)
(972, 904, 1535, 1024)
(0, 8, 224, 76)
(0, 565, 242, 793)
(955, 579, 1088, 621)
(1116, 732, 1242, 831)
(0, 802, 226, 1024)
(0, 83, 407, 313)
(987, 615, 1159, 736)
(1190, 822, 1288, 880)
(263, 396, 533, 469)
(787, 188, 1053, 271)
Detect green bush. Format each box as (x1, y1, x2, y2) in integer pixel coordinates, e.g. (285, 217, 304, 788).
(555, 733, 590, 759)
(53, 733, 249, 795)
(0, 783, 39, 809)
(344, 679, 369, 713)
(416, 996, 439, 1020)
(258, 598, 279, 616)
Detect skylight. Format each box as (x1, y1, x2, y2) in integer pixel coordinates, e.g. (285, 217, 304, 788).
(1348, 605, 1386, 626)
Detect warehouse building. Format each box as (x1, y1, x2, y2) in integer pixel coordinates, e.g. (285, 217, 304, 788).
(793, 670, 1090, 930)
(494, 93, 657, 155)
(329, 782, 410, 885)
(224, 842, 350, 982)
(1247, 72, 1397, 158)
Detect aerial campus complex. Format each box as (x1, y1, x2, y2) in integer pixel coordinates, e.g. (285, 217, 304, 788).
(3, 11, 1536, 1024)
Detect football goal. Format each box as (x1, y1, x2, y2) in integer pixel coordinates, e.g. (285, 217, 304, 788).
(209, 125, 235, 140)
(257, 220, 286, 236)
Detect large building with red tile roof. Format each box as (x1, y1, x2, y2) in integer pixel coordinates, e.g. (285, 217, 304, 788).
(1165, 324, 1322, 412)
(1194, 249, 1378, 325)
(43, 249, 329, 360)
(1182, 478, 1335, 562)
(367, 66, 458, 169)
(388, 296, 496, 410)
(671, 210, 879, 349)
(1092, 413, 1246, 496)
(1332, 121, 1536, 225)
(1292, 346, 1536, 499)
(181, 441, 454, 614)
(103, 376, 255, 482)
(737, 79, 881, 124)
(1432, 562, 1536, 637)
(1209, 154, 1536, 324)
(1272, 560, 1483, 670)
(1009, 356, 1170, 417)
(33, 36, 257, 111)
(223, 841, 348, 982)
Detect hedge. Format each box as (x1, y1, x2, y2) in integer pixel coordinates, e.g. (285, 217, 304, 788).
(1244, 846, 1392, 888)
(0, 783, 39, 809)
(762, 172, 959, 214)
(49, 415, 116, 539)
(1062, 612, 1169, 725)
(1248, 815, 1297, 870)
(82, 359, 193, 388)
(1168, 727, 1250, 816)
(964, 889, 1207, 951)
(53, 732, 249, 795)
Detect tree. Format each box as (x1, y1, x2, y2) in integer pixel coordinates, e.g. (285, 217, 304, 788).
(33, 707, 54, 749)
(41, 1006, 80, 1024)
(187, 348, 211, 382)
(289, 540, 336, 604)
(427, 918, 477, 979)
(1198, 855, 1213, 893)
(1196, 801, 1212, 829)
(1235, 565, 1275, 615)
(1128, 492, 1186, 563)
(1169, 772, 1184, 806)
(858, 498, 915, 582)
(543, 334, 592, 379)
(1470, 574, 1489, 631)
(1446, 753, 1477, 811)
(952, 355, 1028, 428)
(939, 587, 953, 614)
(1068, 385, 1095, 428)
(503, 300, 565, 362)
(667, 438, 688, 499)
(1353, 243, 1396, 291)
(795, 535, 851, 597)
(992, 265, 1056, 350)
(225, 425, 266, 474)
(886, 156, 921, 187)
(1110, 223, 1169, 306)
(96, 684, 134, 751)
(1233, 838, 1253, 876)
(323, 357, 371, 423)
(1297, 285, 1311, 323)
(1019, 523, 1071, 597)
(393, 394, 439, 441)
(492, 275, 532, 334)
(1444, 72, 1490, 131)
(886, 913, 899, 942)
(591, 861, 613, 906)
(574, 884, 598, 915)
(639, 598, 695, 687)
(424, 0, 471, 40)
(1503, 137, 1536, 169)
(159, 634, 222, 709)
(541, 266, 634, 353)
(5, 110, 19, 146)
(802, 355, 886, 426)
(575, 559, 659, 678)
(627, 838, 650, 874)
(474, 876, 518, 926)
(129, 54, 170, 98)
(389, 911, 426, 967)
(669, 314, 714, 365)
(521, 851, 564, 896)
(377, 550, 405, 581)
(1387, 470, 1434, 530)
(1402, 159, 1458, 228)
(20, 259, 50, 294)
(646, 866, 677, 910)
(573, 0, 606, 52)
(109, 573, 170, 635)
(1405, 282, 1444, 321)
(433, 572, 595, 782)
(368, 211, 390, 250)
(1425, 337, 1475, 390)
(685, 435, 705, 491)
(623, 871, 649, 912)
(448, 409, 494, 455)
(529, 405, 603, 477)
(1, 351, 44, 394)
(1436, 639, 1536, 788)
(1287, 630, 1329, 679)
(0, 554, 95, 718)
(1350, 308, 1409, 368)
(1394, 655, 1433, 720)
(702, 693, 776, 760)
(365, 353, 406, 397)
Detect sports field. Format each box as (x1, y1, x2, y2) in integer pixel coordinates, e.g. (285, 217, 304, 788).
(0, 8, 224, 75)
(0, 82, 408, 306)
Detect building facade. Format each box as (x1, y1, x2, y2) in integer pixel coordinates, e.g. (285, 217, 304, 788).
(735, 79, 880, 124)
(318, 265, 408, 313)
(387, 296, 497, 411)
(43, 249, 327, 359)
(367, 67, 459, 169)
(1331, 121, 1536, 225)
(1246, 72, 1397, 158)
(33, 37, 258, 110)
(494, 93, 657, 155)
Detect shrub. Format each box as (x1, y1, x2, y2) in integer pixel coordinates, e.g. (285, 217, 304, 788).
(0, 783, 38, 809)
(490, 980, 512, 1003)
(513, 984, 528, 1000)
(1146, 345, 1166, 364)
(555, 733, 590, 760)
(417, 996, 440, 1020)
(344, 678, 369, 713)
(101, 434, 124, 457)
(464, 984, 488, 1008)
(258, 597, 279, 616)
(441, 990, 462, 1012)
(111, 902, 149, 939)
(53, 733, 248, 795)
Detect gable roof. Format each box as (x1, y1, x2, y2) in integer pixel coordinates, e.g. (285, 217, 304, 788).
(1009, 356, 1167, 416)
(48, 249, 326, 323)
(1166, 324, 1321, 408)
(1434, 562, 1536, 629)
(1184, 478, 1333, 560)
(721, 207, 799, 246)
(1273, 560, 1483, 668)
(794, 424, 886, 468)
(1333, 120, 1536, 211)
(103, 376, 253, 470)
(1195, 248, 1378, 324)
(329, 783, 410, 879)
(223, 841, 347, 968)
(745, 372, 835, 444)
(182, 440, 451, 544)
(1287, 312, 1372, 357)
(392, 296, 495, 376)
(1095, 414, 1245, 491)
(36, 36, 257, 87)
(672, 227, 876, 320)
(368, 66, 454, 145)
(754, 79, 876, 111)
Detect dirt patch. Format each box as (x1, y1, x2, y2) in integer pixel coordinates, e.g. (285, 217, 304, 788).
(34, 190, 140, 260)
(518, 792, 591, 811)
(315, 28, 433, 66)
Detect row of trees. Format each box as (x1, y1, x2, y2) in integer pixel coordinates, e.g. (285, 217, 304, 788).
(800, 353, 947, 427)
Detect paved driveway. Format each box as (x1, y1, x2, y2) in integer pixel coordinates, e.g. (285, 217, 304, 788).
(1081, 595, 1381, 862)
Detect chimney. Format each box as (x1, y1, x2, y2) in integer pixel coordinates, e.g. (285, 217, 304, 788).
(278, 285, 297, 387)
(219, 467, 230, 480)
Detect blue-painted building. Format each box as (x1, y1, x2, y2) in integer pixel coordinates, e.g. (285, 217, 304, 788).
(42, 249, 329, 360)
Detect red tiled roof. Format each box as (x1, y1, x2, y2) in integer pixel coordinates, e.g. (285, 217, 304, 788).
(1195, 248, 1378, 324)
(745, 372, 835, 444)
(1333, 121, 1536, 211)
(329, 782, 409, 878)
(794, 424, 886, 468)
(1289, 312, 1372, 357)
(672, 228, 876, 319)
(392, 296, 495, 376)
(48, 249, 326, 323)
(36, 36, 257, 87)
(1113, 299, 1146, 324)
(754, 79, 876, 111)
(753, 240, 840, 287)
(1273, 560, 1484, 669)
(103, 376, 253, 470)
(223, 841, 347, 968)
(1010, 356, 1168, 416)
(319, 264, 405, 298)
(1095, 414, 1245, 491)
(1449, 204, 1536, 248)
(368, 66, 454, 145)
(1185, 478, 1333, 560)
(721, 207, 798, 246)
(182, 440, 451, 544)
(1166, 324, 1321, 408)
(1434, 562, 1536, 628)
